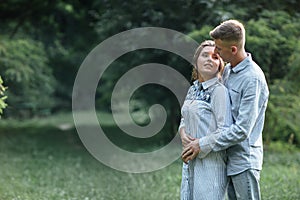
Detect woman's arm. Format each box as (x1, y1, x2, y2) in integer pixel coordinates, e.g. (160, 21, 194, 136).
(182, 85, 232, 162)
(179, 118, 195, 149)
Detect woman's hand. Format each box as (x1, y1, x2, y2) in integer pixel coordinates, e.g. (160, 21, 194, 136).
(181, 139, 200, 164)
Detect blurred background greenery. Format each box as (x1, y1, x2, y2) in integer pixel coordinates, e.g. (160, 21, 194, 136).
(1, 0, 300, 147)
(0, 0, 300, 199)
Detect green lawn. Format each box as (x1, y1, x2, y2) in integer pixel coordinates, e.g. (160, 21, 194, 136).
(0, 116, 299, 199)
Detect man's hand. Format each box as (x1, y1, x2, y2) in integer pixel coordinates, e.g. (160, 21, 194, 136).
(179, 127, 195, 148)
(181, 139, 200, 163)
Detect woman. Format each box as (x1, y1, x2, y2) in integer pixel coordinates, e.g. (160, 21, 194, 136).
(179, 40, 232, 200)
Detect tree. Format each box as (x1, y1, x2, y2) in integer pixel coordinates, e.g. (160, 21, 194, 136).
(0, 36, 56, 118)
(246, 10, 300, 82)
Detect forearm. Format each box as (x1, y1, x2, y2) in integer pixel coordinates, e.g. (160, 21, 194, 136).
(199, 125, 246, 154)
(199, 78, 268, 153)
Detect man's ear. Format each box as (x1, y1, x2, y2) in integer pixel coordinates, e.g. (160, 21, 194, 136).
(231, 46, 238, 55)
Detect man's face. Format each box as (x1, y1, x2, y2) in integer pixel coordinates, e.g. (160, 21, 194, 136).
(214, 39, 232, 63)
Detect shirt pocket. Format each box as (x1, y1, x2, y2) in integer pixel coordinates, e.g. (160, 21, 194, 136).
(228, 89, 240, 118)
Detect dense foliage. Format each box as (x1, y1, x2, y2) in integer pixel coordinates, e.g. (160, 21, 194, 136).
(0, 37, 56, 117)
(0, 0, 299, 146)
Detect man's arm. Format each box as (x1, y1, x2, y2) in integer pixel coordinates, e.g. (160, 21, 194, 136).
(199, 78, 268, 154)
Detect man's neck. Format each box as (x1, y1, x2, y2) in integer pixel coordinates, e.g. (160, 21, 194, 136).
(230, 50, 247, 67)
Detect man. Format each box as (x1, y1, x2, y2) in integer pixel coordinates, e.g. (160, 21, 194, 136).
(181, 20, 269, 199)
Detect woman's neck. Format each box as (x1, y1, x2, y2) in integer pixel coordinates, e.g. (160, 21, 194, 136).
(199, 75, 216, 82)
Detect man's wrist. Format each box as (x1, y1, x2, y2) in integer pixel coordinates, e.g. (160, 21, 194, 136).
(199, 137, 212, 155)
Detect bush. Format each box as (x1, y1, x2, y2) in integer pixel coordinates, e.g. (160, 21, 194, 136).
(264, 80, 300, 147)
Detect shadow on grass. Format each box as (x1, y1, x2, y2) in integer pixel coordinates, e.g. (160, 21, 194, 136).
(0, 122, 178, 155)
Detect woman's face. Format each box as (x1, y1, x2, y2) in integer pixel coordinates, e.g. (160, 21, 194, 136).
(197, 46, 220, 80)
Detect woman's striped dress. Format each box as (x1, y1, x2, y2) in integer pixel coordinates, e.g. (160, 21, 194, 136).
(179, 77, 232, 200)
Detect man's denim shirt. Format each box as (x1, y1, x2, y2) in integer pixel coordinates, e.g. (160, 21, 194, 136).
(199, 54, 269, 176)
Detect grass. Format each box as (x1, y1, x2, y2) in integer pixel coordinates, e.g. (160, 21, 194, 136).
(0, 114, 299, 199)
(0, 128, 181, 200)
(261, 152, 300, 200)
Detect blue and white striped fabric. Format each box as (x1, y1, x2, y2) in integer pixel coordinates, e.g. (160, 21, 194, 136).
(179, 77, 232, 200)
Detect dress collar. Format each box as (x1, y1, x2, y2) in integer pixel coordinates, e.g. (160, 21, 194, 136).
(193, 77, 219, 90)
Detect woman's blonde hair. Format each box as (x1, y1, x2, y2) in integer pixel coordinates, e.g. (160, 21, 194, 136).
(192, 40, 224, 82)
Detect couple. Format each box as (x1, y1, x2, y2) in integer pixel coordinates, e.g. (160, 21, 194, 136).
(179, 20, 269, 200)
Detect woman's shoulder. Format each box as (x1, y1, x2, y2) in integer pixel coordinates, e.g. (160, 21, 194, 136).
(211, 81, 229, 96)
(212, 80, 227, 91)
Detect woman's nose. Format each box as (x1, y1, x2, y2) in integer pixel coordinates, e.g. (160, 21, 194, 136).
(207, 55, 214, 61)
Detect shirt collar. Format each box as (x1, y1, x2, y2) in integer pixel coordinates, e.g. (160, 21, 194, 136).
(193, 77, 219, 90)
(231, 53, 252, 73)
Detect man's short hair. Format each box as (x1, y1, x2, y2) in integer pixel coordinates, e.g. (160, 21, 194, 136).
(210, 19, 245, 48)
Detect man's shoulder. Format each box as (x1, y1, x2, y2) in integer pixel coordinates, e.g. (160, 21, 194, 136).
(241, 60, 267, 83)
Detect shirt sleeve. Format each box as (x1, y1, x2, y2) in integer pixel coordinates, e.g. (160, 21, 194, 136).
(198, 85, 232, 157)
(178, 117, 185, 132)
(199, 78, 268, 153)
(178, 86, 190, 133)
